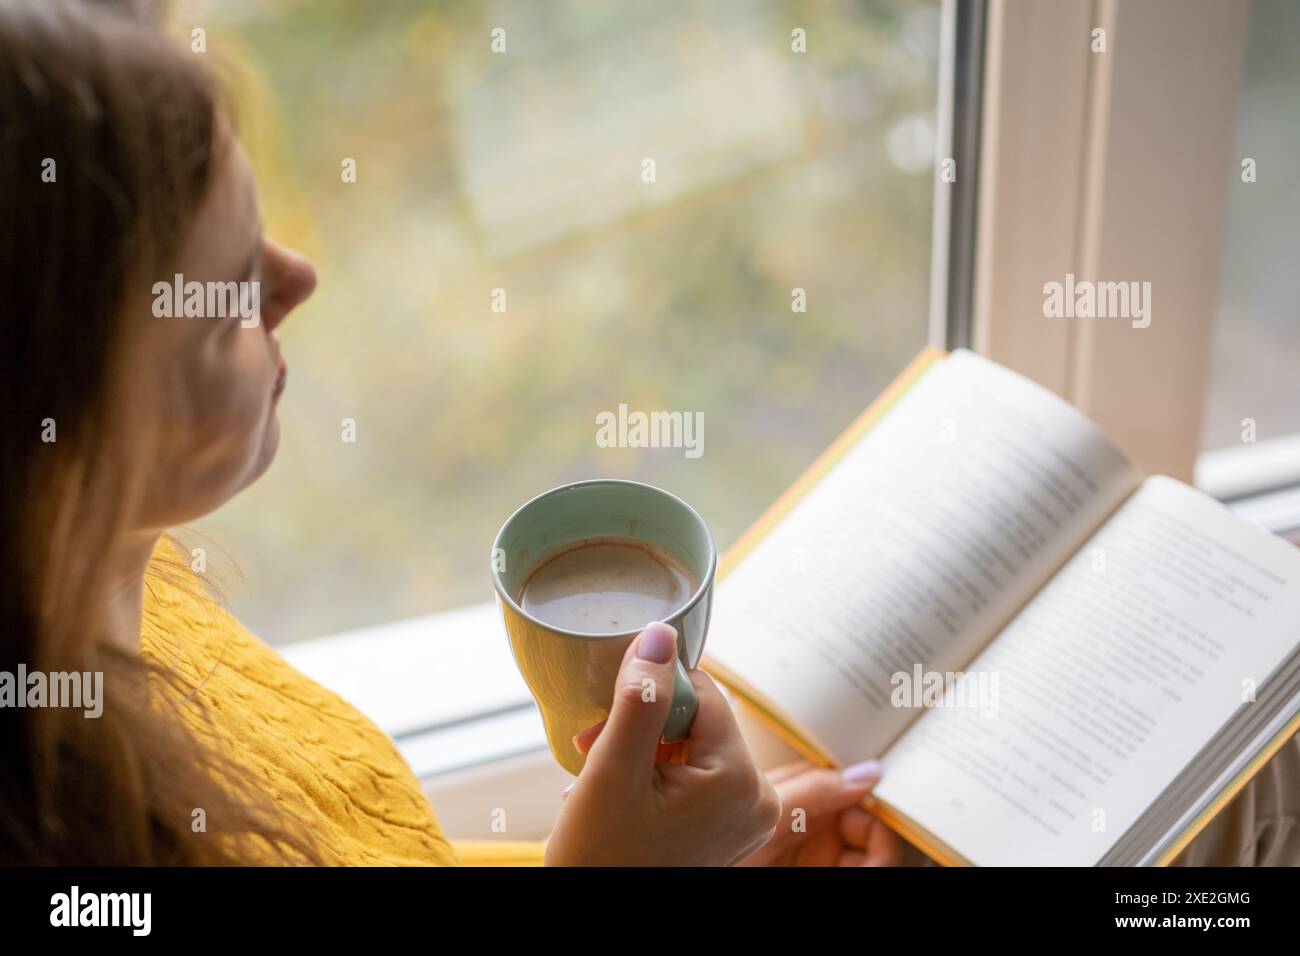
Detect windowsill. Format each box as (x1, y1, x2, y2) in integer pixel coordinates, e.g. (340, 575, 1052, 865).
(1196, 433, 1300, 504)
(280, 600, 544, 778)
(1197, 436, 1300, 543)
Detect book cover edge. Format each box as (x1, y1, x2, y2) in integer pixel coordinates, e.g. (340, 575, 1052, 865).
(705, 345, 958, 863)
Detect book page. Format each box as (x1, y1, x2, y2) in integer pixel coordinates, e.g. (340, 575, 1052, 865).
(706, 349, 1140, 762)
(875, 476, 1300, 865)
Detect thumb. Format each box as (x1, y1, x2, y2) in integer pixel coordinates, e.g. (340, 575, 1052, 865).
(778, 762, 882, 824)
(582, 621, 680, 787)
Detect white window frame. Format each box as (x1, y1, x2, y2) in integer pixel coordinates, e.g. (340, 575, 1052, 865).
(972, 0, 1250, 484)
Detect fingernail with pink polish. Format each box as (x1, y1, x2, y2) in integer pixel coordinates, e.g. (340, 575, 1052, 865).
(842, 759, 882, 784)
(636, 621, 677, 663)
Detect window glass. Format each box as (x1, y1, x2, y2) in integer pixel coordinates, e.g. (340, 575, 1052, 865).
(177, 0, 942, 643)
(1201, 0, 1300, 452)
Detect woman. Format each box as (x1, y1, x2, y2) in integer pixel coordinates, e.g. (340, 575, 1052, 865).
(0, 0, 903, 867)
(9, 0, 1296, 871)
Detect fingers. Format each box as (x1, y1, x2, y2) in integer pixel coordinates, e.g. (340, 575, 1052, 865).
(655, 740, 686, 764)
(676, 665, 750, 767)
(839, 807, 904, 866)
(571, 720, 605, 756)
(581, 622, 681, 788)
(765, 760, 814, 785)
(838, 805, 877, 847)
(571, 720, 682, 765)
(771, 763, 882, 824)
(861, 815, 904, 866)
(578, 661, 750, 775)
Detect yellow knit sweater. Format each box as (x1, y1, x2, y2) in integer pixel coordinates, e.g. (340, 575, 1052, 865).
(140, 551, 545, 866)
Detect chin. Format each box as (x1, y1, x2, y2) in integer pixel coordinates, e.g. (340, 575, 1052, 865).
(243, 409, 281, 489)
(222, 406, 282, 503)
(135, 404, 284, 531)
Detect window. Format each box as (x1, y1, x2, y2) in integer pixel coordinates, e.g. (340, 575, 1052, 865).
(1195, 0, 1300, 512)
(973, 0, 1258, 485)
(177, 0, 945, 646)
(972, 0, 1300, 535)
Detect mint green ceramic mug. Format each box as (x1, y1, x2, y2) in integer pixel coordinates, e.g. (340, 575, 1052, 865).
(491, 479, 716, 776)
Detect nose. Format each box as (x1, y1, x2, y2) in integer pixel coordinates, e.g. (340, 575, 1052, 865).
(261, 237, 317, 333)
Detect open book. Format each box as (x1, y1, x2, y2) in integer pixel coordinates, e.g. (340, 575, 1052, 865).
(703, 347, 1300, 866)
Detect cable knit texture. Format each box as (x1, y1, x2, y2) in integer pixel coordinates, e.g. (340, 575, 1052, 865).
(138, 546, 544, 866)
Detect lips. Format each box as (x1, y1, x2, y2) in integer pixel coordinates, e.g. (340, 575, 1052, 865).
(272, 352, 287, 399)
(269, 329, 287, 399)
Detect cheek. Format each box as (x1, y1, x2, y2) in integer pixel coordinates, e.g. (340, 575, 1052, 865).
(157, 331, 278, 518)
(198, 330, 271, 425)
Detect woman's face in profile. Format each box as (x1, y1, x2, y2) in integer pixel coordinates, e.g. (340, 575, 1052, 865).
(127, 137, 317, 531)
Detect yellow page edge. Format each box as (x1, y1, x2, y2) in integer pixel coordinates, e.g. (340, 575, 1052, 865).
(705, 346, 965, 864)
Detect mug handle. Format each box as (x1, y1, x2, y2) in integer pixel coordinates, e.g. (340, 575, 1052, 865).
(660, 657, 699, 742)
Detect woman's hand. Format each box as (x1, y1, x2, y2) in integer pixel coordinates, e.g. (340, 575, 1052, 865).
(544, 622, 782, 866)
(736, 760, 903, 866)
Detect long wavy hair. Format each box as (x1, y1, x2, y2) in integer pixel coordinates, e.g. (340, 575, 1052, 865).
(0, 0, 323, 865)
